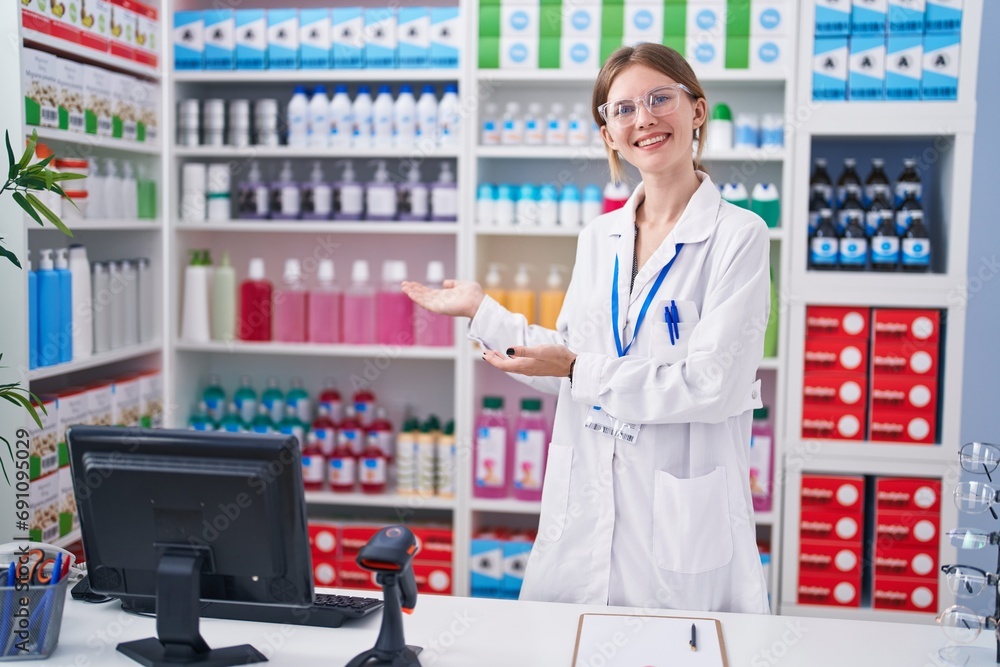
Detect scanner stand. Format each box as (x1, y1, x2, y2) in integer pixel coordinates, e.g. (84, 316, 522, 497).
(345, 572, 422, 667)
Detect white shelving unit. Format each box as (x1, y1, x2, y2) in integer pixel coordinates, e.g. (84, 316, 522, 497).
(27, 127, 163, 156)
(173, 146, 461, 159)
(174, 221, 458, 235)
(22, 28, 161, 79)
(28, 341, 163, 382)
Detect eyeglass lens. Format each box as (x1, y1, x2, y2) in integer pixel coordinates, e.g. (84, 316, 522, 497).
(949, 529, 993, 550)
(939, 605, 986, 644)
(606, 87, 684, 125)
(955, 482, 1000, 519)
(961, 443, 1000, 482)
(944, 566, 991, 597)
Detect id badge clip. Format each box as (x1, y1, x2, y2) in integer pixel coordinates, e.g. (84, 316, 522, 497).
(584, 406, 616, 437)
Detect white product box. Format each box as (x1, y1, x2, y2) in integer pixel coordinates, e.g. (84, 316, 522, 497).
(852, 0, 888, 34)
(751, 1, 787, 36)
(751, 36, 788, 73)
(888, 0, 926, 33)
(849, 35, 886, 100)
(29, 472, 60, 543)
(500, 37, 538, 69)
(112, 72, 138, 141)
(813, 36, 849, 101)
(364, 8, 397, 68)
(922, 32, 959, 100)
(816, 0, 851, 36)
(332, 7, 364, 69)
(429, 7, 460, 68)
(56, 387, 89, 452)
(139, 79, 158, 143)
(686, 1, 727, 39)
(80, 0, 112, 51)
(204, 9, 235, 70)
(110, 0, 137, 53)
(625, 0, 665, 43)
(563, 3, 601, 38)
(268, 9, 299, 69)
(28, 395, 58, 481)
(83, 64, 112, 135)
(133, 1, 158, 66)
(300, 8, 331, 69)
(687, 33, 726, 72)
(113, 374, 143, 426)
(561, 37, 601, 69)
(398, 7, 430, 68)
(174, 10, 204, 70)
(58, 59, 84, 133)
(235, 9, 266, 70)
(501, 3, 540, 38)
(139, 370, 164, 428)
(925, 0, 962, 33)
(50, 0, 83, 40)
(59, 465, 78, 535)
(87, 382, 114, 427)
(23, 48, 59, 128)
(886, 34, 922, 99)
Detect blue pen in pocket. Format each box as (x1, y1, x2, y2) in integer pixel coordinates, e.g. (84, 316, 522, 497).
(671, 300, 680, 341)
(664, 306, 675, 346)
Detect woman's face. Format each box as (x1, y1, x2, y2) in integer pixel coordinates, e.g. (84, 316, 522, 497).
(599, 64, 707, 179)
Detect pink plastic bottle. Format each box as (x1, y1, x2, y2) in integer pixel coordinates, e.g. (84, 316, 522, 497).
(343, 259, 375, 345)
(328, 439, 356, 493)
(512, 398, 549, 501)
(749, 407, 774, 512)
(414, 260, 454, 347)
(308, 259, 342, 344)
(376, 260, 415, 346)
(274, 258, 307, 342)
(474, 396, 510, 499)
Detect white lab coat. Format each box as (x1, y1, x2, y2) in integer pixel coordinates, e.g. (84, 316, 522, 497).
(468, 172, 771, 614)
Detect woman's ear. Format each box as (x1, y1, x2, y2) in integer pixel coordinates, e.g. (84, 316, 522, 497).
(600, 124, 616, 149)
(692, 97, 708, 130)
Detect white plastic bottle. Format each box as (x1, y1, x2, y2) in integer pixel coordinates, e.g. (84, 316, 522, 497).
(121, 259, 139, 346)
(524, 103, 544, 145)
(334, 160, 364, 220)
(287, 85, 309, 148)
(438, 84, 460, 146)
(303, 161, 333, 220)
(104, 158, 122, 219)
(537, 185, 559, 227)
(68, 244, 93, 359)
(121, 161, 138, 219)
(394, 84, 417, 149)
(87, 160, 105, 219)
(137, 257, 154, 343)
(568, 103, 590, 146)
(308, 85, 330, 149)
(373, 84, 395, 149)
(92, 262, 110, 353)
(366, 160, 397, 220)
(353, 85, 374, 148)
(494, 184, 515, 226)
(477, 184, 495, 226)
(416, 85, 439, 146)
(545, 103, 567, 145)
(397, 164, 429, 221)
(430, 163, 458, 222)
(559, 184, 581, 228)
(501, 102, 523, 145)
(582, 184, 603, 224)
(481, 103, 500, 145)
(516, 184, 538, 227)
(328, 84, 354, 149)
(272, 160, 301, 219)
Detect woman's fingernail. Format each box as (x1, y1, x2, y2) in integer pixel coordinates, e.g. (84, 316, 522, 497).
(506, 348, 515, 356)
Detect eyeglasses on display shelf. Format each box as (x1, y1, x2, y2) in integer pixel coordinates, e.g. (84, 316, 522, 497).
(936, 443, 1000, 665)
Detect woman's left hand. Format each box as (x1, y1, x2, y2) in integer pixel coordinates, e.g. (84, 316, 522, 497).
(483, 344, 576, 378)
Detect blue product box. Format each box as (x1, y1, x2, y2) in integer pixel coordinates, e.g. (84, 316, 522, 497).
(886, 34, 922, 99)
(925, 0, 962, 33)
(815, 0, 851, 36)
(398, 7, 430, 69)
(173, 11, 204, 70)
(364, 8, 398, 68)
(813, 37, 849, 101)
(888, 0, 925, 33)
(851, 0, 887, 35)
(332, 8, 364, 69)
(922, 32, 959, 100)
(299, 8, 331, 69)
(470, 538, 504, 598)
(430, 7, 460, 68)
(268, 9, 299, 69)
(501, 539, 533, 600)
(203, 9, 235, 70)
(849, 35, 885, 100)
(236, 9, 267, 70)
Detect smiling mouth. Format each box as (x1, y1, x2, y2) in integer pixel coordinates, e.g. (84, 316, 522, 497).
(635, 134, 669, 148)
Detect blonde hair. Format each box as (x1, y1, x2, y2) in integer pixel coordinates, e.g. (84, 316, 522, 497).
(592, 43, 708, 185)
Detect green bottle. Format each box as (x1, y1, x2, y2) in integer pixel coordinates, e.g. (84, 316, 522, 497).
(212, 251, 237, 342)
(278, 404, 307, 446)
(262, 377, 285, 423)
(234, 375, 258, 424)
(188, 401, 214, 431)
(219, 401, 245, 433)
(202, 375, 226, 425)
(251, 404, 275, 434)
(287, 377, 311, 424)
(763, 267, 779, 358)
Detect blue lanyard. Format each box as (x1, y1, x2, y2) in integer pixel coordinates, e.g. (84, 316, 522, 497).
(612, 244, 684, 357)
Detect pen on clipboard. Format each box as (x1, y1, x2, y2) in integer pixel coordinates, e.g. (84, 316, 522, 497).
(690, 622, 697, 652)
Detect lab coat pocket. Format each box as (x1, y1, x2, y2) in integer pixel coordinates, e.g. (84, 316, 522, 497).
(535, 445, 573, 544)
(653, 466, 734, 574)
(650, 300, 699, 365)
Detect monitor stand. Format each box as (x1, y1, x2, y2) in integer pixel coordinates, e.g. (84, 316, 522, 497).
(117, 550, 267, 667)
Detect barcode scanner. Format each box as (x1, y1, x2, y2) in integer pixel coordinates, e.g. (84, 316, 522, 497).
(346, 526, 423, 667)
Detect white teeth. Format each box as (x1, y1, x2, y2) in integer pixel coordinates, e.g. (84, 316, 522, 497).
(637, 135, 667, 147)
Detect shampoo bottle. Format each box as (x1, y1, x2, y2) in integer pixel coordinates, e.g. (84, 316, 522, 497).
(237, 161, 269, 220)
(376, 260, 414, 346)
(430, 163, 458, 222)
(28, 259, 38, 368)
(398, 163, 430, 222)
(274, 258, 307, 342)
(36, 250, 60, 367)
(366, 160, 397, 221)
(53, 248, 72, 362)
(68, 244, 93, 359)
(539, 265, 567, 330)
(238, 258, 272, 341)
(302, 161, 333, 220)
(180, 250, 211, 343)
(483, 263, 508, 309)
(271, 160, 301, 220)
(507, 264, 535, 324)
(333, 160, 364, 220)
(343, 259, 376, 344)
(474, 396, 509, 499)
(309, 259, 343, 344)
(512, 398, 548, 501)
(211, 251, 236, 341)
(415, 260, 454, 347)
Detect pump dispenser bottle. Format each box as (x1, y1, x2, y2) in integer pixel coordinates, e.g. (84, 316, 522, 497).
(239, 258, 272, 341)
(430, 163, 458, 221)
(303, 161, 332, 220)
(483, 263, 508, 309)
(366, 160, 397, 220)
(334, 160, 364, 220)
(238, 161, 270, 220)
(539, 265, 567, 329)
(272, 160, 300, 220)
(211, 251, 236, 342)
(376, 260, 414, 345)
(507, 264, 535, 324)
(398, 163, 429, 221)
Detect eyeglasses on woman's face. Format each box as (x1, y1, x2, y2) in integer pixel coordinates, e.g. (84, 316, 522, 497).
(598, 84, 694, 129)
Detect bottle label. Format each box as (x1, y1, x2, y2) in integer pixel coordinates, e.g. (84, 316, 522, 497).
(235, 397, 256, 424)
(302, 455, 325, 483)
(475, 426, 507, 488)
(837, 209, 862, 234)
(865, 183, 892, 205)
(514, 429, 545, 491)
(338, 428, 363, 455)
(836, 184, 862, 207)
(329, 457, 356, 487)
(810, 237, 838, 267)
(373, 431, 395, 459)
(354, 401, 372, 423)
(360, 457, 387, 486)
(417, 441, 436, 494)
(810, 184, 833, 206)
(320, 398, 343, 422)
(280, 425, 305, 446)
(314, 427, 336, 455)
(895, 182, 922, 206)
(436, 443, 456, 496)
(205, 398, 224, 423)
(291, 398, 311, 425)
(895, 210, 916, 235)
(839, 238, 868, 267)
(865, 210, 891, 237)
(902, 238, 931, 267)
(871, 237, 900, 266)
(263, 397, 284, 424)
(808, 210, 821, 235)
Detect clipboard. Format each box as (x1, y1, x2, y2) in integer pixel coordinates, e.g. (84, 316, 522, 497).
(571, 613, 729, 667)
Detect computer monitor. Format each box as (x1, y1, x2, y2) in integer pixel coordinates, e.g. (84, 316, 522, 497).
(68, 425, 313, 667)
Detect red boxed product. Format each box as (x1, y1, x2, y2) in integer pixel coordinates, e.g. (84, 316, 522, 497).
(340, 524, 382, 556)
(413, 561, 453, 595)
(335, 559, 379, 591)
(872, 576, 938, 612)
(869, 406, 936, 445)
(875, 477, 941, 512)
(872, 309, 940, 344)
(801, 404, 867, 441)
(312, 559, 339, 588)
(870, 375, 938, 412)
(412, 526, 455, 563)
(803, 372, 868, 408)
(800, 475, 865, 513)
(873, 545, 939, 579)
(309, 522, 340, 558)
(804, 338, 869, 373)
(797, 572, 861, 607)
(874, 508, 939, 548)
(871, 339, 939, 377)
(798, 540, 862, 575)
(800, 510, 862, 544)
(805, 306, 871, 340)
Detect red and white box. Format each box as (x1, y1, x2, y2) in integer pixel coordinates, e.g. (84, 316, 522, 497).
(874, 508, 939, 548)
(876, 477, 941, 513)
(869, 406, 936, 445)
(798, 540, 862, 576)
(312, 558, 339, 588)
(871, 339, 939, 378)
(801, 475, 865, 513)
(873, 309, 941, 344)
(870, 375, 938, 412)
(806, 306, 871, 340)
(340, 524, 382, 556)
(413, 561, 453, 595)
(872, 576, 938, 612)
(309, 521, 340, 559)
(801, 404, 867, 441)
(873, 545, 939, 579)
(800, 509, 863, 544)
(797, 572, 861, 607)
(804, 338, 869, 373)
(335, 559, 379, 591)
(803, 372, 868, 408)
(412, 526, 454, 563)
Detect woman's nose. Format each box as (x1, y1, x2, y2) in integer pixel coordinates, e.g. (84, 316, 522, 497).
(634, 102, 657, 129)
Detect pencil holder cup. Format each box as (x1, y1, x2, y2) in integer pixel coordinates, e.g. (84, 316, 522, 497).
(0, 576, 70, 661)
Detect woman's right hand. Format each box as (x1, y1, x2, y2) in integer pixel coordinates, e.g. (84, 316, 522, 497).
(401, 279, 485, 319)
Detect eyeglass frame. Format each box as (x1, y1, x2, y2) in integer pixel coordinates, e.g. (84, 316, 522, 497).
(942, 564, 1000, 597)
(597, 84, 696, 129)
(948, 528, 1000, 550)
(960, 442, 1000, 482)
(937, 604, 1000, 645)
(955, 480, 1000, 520)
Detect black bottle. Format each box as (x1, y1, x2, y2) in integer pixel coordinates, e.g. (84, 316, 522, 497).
(865, 158, 892, 206)
(810, 209, 839, 271)
(902, 210, 931, 272)
(810, 158, 833, 207)
(837, 158, 863, 207)
(838, 188, 867, 235)
(871, 213, 901, 272)
(895, 158, 922, 206)
(809, 189, 828, 235)
(895, 191, 922, 235)
(839, 212, 868, 271)
(866, 190, 893, 237)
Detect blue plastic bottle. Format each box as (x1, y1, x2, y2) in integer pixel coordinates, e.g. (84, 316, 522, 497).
(54, 248, 73, 362)
(36, 249, 61, 367)
(28, 259, 38, 369)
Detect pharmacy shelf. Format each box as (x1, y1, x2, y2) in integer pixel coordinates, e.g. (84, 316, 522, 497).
(790, 273, 960, 308)
(172, 145, 461, 159)
(27, 127, 162, 156)
(172, 69, 461, 84)
(768, 228, 785, 240)
(476, 145, 786, 162)
(801, 103, 977, 137)
(477, 69, 787, 85)
(21, 28, 160, 80)
(474, 226, 582, 238)
(784, 441, 952, 478)
(28, 219, 160, 232)
(758, 358, 780, 371)
(174, 221, 458, 235)
(754, 512, 775, 526)
(175, 340, 458, 361)
(304, 490, 454, 511)
(51, 528, 82, 549)
(780, 603, 935, 625)
(27, 340, 163, 382)
(470, 498, 541, 514)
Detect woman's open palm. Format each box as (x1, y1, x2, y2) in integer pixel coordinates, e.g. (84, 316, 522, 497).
(401, 279, 484, 319)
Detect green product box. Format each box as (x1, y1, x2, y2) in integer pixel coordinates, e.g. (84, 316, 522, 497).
(540, 6, 562, 38)
(539, 36, 560, 68)
(726, 35, 750, 70)
(663, 2, 687, 37)
(727, 0, 752, 37)
(480, 6, 501, 37)
(479, 36, 501, 68)
(601, 1, 624, 37)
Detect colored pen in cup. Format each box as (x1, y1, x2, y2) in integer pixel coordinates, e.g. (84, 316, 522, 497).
(690, 622, 697, 652)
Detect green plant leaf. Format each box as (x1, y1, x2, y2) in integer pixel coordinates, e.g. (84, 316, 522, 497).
(33, 154, 54, 170)
(0, 244, 22, 269)
(0, 434, 10, 486)
(5, 130, 16, 181)
(0, 391, 42, 430)
(26, 193, 72, 237)
(16, 175, 48, 190)
(18, 131, 37, 170)
(52, 172, 86, 182)
(12, 191, 42, 225)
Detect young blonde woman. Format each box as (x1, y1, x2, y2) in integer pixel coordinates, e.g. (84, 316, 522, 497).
(403, 43, 770, 613)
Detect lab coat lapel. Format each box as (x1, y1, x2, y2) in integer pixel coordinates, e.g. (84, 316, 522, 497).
(608, 184, 644, 351)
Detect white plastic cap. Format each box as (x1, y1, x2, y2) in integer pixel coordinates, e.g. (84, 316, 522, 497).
(352, 259, 370, 283)
(551, 103, 565, 115)
(505, 101, 520, 114)
(68, 244, 88, 261)
(528, 102, 542, 115)
(485, 103, 497, 114)
(248, 258, 266, 280)
(318, 259, 335, 283)
(280, 160, 294, 182)
(55, 248, 69, 269)
(514, 264, 530, 288)
(38, 248, 54, 271)
(485, 263, 503, 287)
(426, 261, 445, 283)
(384, 260, 407, 283)
(438, 163, 454, 184)
(284, 258, 302, 281)
(546, 265, 563, 289)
